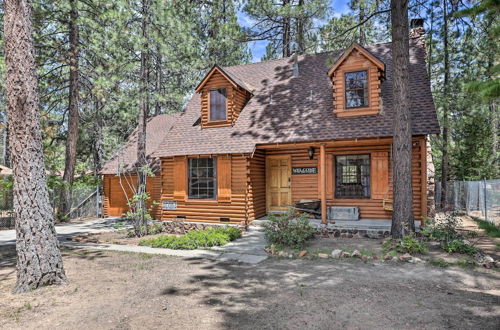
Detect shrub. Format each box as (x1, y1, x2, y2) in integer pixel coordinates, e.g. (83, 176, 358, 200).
(383, 234, 428, 254)
(139, 226, 241, 249)
(421, 212, 463, 244)
(442, 239, 480, 255)
(263, 209, 316, 249)
(127, 222, 163, 238)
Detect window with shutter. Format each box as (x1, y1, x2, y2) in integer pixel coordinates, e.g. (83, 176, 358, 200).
(335, 154, 370, 198)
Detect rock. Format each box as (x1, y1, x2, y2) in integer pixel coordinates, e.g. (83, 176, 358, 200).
(372, 255, 379, 260)
(278, 251, 288, 257)
(341, 251, 351, 258)
(399, 253, 412, 262)
(483, 262, 494, 269)
(484, 255, 494, 263)
(299, 251, 308, 257)
(384, 254, 392, 260)
(494, 261, 500, 268)
(352, 250, 361, 258)
(409, 257, 422, 263)
(331, 249, 342, 258)
(361, 255, 368, 261)
(318, 253, 329, 259)
(392, 256, 399, 262)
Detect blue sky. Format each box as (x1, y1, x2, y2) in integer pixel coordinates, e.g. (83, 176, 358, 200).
(239, 0, 351, 62)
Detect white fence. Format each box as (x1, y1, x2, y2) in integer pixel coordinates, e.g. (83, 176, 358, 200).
(435, 179, 500, 225)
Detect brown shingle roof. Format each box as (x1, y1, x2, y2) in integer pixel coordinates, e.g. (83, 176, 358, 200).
(101, 112, 180, 174)
(153, 39, 439, 158)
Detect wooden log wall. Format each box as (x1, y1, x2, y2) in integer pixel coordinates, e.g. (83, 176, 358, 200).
(200, 70, 251, 128)
(160, 154, 250, 223)
(254, 136, 427, 220)
(102, 174, 162, 219)
(331, 48, 382, 117)
(247, 149, 267, 220)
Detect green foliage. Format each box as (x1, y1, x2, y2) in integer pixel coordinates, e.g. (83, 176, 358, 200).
(263, 209, 316, 249)
(428, 258, 450, 268)
(442, 239, 480, 255)
(139, 226, 242, 249)
(473, 217, 500, 238)
(421, 213, 463, 245)
(127, 222, 163, 238)
(383, 234, 429, 255)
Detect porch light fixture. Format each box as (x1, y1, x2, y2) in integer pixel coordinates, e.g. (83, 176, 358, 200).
(308, 146, 315, 160)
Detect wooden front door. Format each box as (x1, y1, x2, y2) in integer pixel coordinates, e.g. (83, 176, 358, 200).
(266, 156, 292, 211)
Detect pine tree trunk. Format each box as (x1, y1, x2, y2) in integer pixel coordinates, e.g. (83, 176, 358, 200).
(4, 0, 67, 293)
(358, 2, 366, 45)
(154, 47, 162, 116)
(440, 0, 449, 209)
(296, 0, 305, 54)
(391, 0, 414, 238)
(60, 0, 80, 219)
(93, 97, 103, 176)
(282, 0, 291, 57)
(136, 0, 150, 235)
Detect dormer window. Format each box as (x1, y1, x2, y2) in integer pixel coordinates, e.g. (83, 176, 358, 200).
(328, 44, 385, 117)
(209, 88, 227, 121)
(345, 71, 368, 108)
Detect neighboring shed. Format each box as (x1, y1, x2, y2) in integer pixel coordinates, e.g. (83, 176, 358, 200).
(101, 113, 179, 218)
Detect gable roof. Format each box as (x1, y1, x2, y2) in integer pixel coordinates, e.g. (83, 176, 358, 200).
(151, 39, 439, 158)
(101, 112, 180, 174)
(194, 64, 255, 94)
(328, 43, 385, 76)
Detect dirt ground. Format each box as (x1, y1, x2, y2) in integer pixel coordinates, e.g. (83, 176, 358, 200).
(1, 245, 499, 330)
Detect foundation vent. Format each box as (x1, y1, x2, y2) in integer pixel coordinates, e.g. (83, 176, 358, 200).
(327, 206, 360, 221)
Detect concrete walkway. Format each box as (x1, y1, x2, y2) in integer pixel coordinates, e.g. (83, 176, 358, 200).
(0, 217, 126, 246)
(0, 218, 268, 264)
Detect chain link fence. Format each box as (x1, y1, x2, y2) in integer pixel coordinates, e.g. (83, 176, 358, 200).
(435, 179, 500, 225)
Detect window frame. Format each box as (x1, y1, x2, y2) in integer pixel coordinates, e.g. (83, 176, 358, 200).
(208, 88, 228, 122)
(334, 154, 371, 199)
(344, 70, 369, 109)
(188, 157, 217, 200)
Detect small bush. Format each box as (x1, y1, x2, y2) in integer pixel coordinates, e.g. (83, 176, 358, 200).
(263, 209, 316, 249)
(421, 212, 462, 244)
(383, 234, 428, 254)
(127, 223, 163, 238)
(139, 226, 241, 249)
(442, 239, 480, 255)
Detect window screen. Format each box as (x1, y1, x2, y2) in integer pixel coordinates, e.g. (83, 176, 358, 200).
(345, 71, 368, 108)
(335, 154, 370, 198)
(210, 88, 227, 121)
(188, 158, 216, 199)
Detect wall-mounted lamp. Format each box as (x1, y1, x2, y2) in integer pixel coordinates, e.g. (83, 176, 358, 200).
(308, 146, 315, 160)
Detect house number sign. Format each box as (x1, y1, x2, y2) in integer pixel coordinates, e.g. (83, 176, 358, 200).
(162, 201, 177, 210)
(292, 167, 318, 175)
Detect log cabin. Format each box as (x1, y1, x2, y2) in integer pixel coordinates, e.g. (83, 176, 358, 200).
(101, 113, 179, 218)
(102, 37, 439, 226)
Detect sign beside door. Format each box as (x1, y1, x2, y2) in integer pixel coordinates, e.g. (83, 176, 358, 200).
(292, 167, 317, 175)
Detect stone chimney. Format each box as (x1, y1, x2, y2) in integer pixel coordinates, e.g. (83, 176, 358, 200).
(410, 18, 425, 38)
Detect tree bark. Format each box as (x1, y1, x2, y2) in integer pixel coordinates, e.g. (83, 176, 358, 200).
(358, 1, 367, 45)
(93, 97, 103, 177)
(4, 0, 67, 293)
(136, 0, 150, 235)
(296, 0, 305, 54)
(440, 0, 449, 208)
(154, 46, 162, 116)
(59, 0, 80, 219)
(282, 0, 291, 57)
(391, 0, 414, 238)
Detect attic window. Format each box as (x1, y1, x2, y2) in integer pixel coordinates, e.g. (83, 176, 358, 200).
(209, 88, 227, 121)
(345, 71, 368, 108)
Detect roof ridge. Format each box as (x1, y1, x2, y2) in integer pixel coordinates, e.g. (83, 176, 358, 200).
(223, 40, 394, 71)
